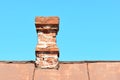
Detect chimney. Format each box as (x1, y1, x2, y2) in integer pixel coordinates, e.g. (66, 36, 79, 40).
(35, 16, 59, 69)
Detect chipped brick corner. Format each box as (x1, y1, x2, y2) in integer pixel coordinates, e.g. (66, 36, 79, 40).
(35, 16, 59, 69)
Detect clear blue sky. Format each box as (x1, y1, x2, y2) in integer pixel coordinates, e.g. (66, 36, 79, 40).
(0, 0, 120, 61)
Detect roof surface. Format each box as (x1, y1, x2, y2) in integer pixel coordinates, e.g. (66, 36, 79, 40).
(0, 61, 120, 80)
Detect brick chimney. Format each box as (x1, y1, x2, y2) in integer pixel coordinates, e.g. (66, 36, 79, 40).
(35, 16, 59, 69)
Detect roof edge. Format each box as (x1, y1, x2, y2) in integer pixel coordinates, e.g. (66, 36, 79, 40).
(0, 60, 120, 64)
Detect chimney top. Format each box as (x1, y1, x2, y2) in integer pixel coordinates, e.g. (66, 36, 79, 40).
(35, 16, 59, 34)
(35, 16, 59, 25)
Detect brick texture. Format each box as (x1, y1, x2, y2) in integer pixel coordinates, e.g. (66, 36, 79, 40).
(35, 16, 59, 69)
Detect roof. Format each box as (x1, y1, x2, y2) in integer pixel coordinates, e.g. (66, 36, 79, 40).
(0, 61, 120, 80)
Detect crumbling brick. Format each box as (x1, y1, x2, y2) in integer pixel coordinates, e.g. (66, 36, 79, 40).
(35, 16, 59, 69)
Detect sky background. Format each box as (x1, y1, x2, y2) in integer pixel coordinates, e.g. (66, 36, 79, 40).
(0, 0, 120, 61)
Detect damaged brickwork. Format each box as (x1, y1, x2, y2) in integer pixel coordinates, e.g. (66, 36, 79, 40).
(35, 16, 59, 69)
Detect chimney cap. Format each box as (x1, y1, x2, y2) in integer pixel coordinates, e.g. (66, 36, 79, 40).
(35, 16, 59, 25)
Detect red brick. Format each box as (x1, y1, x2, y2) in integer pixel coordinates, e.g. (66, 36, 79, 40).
(35, 16, 59, 68)
(35, 16, 59, 25)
